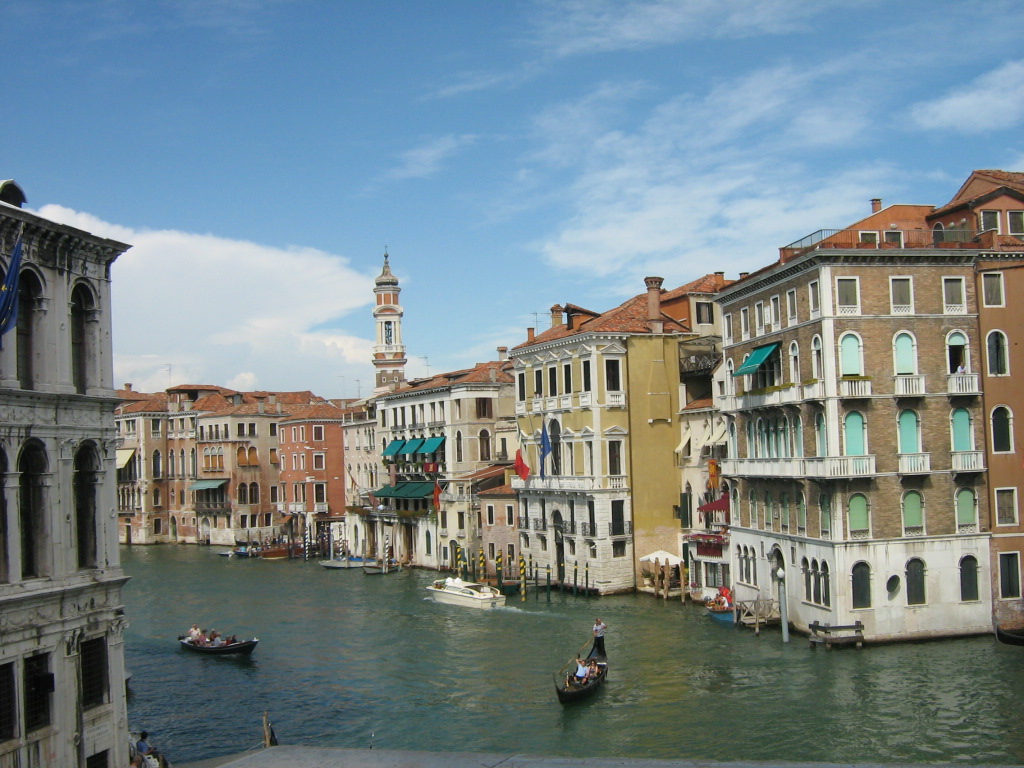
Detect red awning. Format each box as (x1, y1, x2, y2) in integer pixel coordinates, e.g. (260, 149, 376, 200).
(697, 494, 730, 513)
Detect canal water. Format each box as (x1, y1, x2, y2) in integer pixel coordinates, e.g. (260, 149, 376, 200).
(122, 546, 1024, 766)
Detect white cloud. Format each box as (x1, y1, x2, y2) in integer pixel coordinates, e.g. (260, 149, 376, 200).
(530, 0, 864, 57)
(36, 204, 376, 398)
(385, 134, 479, 180)
(910, 60, 1024, 134)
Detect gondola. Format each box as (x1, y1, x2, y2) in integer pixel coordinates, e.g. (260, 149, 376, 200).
(995, 626, 1024, 646)
(553, 640, 607, 703)
(178, 637, 259, 656)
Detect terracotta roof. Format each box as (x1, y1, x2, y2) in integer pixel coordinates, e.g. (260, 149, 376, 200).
(478, 483, 516, 497)
(663, 273, 734, 297)
(930, 169, 1024, 218)
(681, 397, 715, 411)
(514, 289, 691, 350)
(116, 393, 168, 414)
(395, 360, 515, 394)
(279, 403, 348, 421)
(456, 464, 508, 482)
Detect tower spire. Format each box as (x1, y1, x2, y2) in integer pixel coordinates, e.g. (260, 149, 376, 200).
(371, 252, 407, 394)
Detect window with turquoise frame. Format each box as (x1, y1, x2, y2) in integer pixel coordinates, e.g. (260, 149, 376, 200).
(955, 488, 976, 527)
(848, 493, 869, 534)
(902, 491, 924, 533)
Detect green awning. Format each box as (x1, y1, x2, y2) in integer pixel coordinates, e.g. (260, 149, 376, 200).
(373, 484, 398, 498)
(399, 438, 425, 455)
(419, 436, 445, 454)
(190, 479, 228, 491)
(382, 440, 406, 457)
(733, 343, 781, 376)
(397, 481, 435, 499)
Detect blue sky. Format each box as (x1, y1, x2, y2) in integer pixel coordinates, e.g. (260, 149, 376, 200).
(4, 0, 1023, 398)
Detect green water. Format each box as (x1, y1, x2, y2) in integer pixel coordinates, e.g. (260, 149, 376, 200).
(121, 545, 1024, 765)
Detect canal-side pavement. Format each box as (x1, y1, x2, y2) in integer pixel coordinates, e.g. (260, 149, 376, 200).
(179, 746, 1021, 768)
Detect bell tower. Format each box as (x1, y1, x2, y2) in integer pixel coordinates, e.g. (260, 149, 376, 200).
(372, 252, 407, 393)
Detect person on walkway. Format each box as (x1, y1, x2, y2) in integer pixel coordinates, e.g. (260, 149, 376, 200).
(134, 732, 168, 767)
(592, 618, 607, 656)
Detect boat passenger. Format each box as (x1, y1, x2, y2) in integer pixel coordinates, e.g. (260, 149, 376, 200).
(210, 632, 224, 647)
(573, 657, 589, 684)
(588, 659, 600, 678)
(195, 630, 208, 646)
(187, 623, 201, 640)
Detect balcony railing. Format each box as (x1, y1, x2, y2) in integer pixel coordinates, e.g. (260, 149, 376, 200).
(803, 455, 876, 478)
(893, 375, 925, 397)
(951, 450, 985, 472)
(779, 228, 984, 261)
(898, 452, 931, 474)
(839, 378, 872, 397)
(516, 516, 529, 530)
(947, 373, 980, 395)
(606, 392, 626, 407)
(532, 518, 547, 531)
(735, 384, 801, 409)
(802, 380, 825, 400)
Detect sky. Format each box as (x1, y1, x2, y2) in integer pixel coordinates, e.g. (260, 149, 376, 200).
(4, 0, 1023, 399)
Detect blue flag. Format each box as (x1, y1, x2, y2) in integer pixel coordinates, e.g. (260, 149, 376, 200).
(539, 422, 551, 480)
(0, 237, 23, 337)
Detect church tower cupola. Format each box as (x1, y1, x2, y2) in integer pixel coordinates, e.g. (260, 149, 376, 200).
(372, 252, 407, 393)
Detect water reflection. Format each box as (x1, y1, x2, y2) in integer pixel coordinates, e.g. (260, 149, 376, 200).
(122, 546, 1024, 765)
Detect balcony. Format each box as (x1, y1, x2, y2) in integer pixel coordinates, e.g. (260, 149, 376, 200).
(579, 392, 593, 408)
(897, 452, 931, 474)
(516, 516, 529, 530)
(532, 518, 548, 532)
(803, 455, 876, 478)
(558, 394, 572, 410)
(893, 375, 925, 397)
(736, 384, 801, 409)
(802, 380, 825, 400)
(606, 392, 626, 407)
(720, 457, 806, 478)
(779, 227, 983, 261)
(947, 373, 980, 396)
(839, 378, 872, 398)
(951, 450, 985, 473)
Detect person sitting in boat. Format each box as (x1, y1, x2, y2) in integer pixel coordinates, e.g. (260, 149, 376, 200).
(210, 631, 224, 647)
(194, 630, 209, 646)
(588, 659, 600, 678)
(573, 657, 590, 684)
(187, 623, 201, 641)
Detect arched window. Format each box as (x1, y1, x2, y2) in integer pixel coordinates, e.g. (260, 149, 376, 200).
(249, 483, 259, 504)
(748, 489, 758, 529)
(179, 449, 185, 477)
(932, 222, 944, 242)
(238, 483, 249, 504)
(72, 444, 99, 569)
(897, 409, 921, 454)
(153, 487, 161, 507)
(812, 559, 822, 604)
(950, 408, 973, 452)
(902, 491, 924, 533)
(17, 270, 44, 390)
(843, 411, 866, 456)
(168, 450, 176, 477)
(821, 561, 831, 606)
(852, 561, 871, 609)
(956, 488, 977, 528)
(815, 412, 827, 456)
(247, 447, 258, 465)
(906, 558, 926, 605)
(811, 336, 823, 379)
(217, 448, 224, 470)
(789, 342, 800, 384)
(480, 429, 493, 463)
(987, 330, 1009, 375)
(848, 493, 869, 535)
(794, 417, 804, 457)
(802, 557, 811, 600)
(992, 406, 1013, 452)
(797, 493, 807, 532)
(947, 331, 968, 374)
(819, 493, 831, 535)
(455, 431, 464, 463)
(152, 450, 162, 478)
(190, 448, 197, 476)
(893, 332, 917, 375)
(839, 333, 863, 376)
(0, 450, 7, 582)
(728, 422, 737, 459)
(959, 555, 979, 602)
(70, 283, 95, 394)
(425, 530, 432, 556)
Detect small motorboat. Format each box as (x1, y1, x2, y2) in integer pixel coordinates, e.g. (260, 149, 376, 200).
(362, 560, 400, 575)
(554, 640, 607, 703)
(320, 555, 374, 569)
(425, 577, 506, 609)
(259, 543, 304, 560)
(705, 586, 734, 623)
(995, 626, 1024, 646)
(178, 636, 258, 656)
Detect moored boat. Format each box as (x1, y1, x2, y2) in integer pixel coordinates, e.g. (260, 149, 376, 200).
(995, 626, 1024, 646)
(320, 555, 374, 569)
(425, 577, 506, 609)
(362, 560, 400, 575)
(258, 543, 304, 560)
(554, 640, 607, 703)
(178, 637, 259, 656)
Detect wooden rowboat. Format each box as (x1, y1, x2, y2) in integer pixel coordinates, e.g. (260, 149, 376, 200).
(554, 640, 607, 704)
(178, 637, 259, 656)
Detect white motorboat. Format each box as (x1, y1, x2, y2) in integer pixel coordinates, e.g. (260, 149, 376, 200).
(425, 577, 506, 609)
(319, 556, 374, 569)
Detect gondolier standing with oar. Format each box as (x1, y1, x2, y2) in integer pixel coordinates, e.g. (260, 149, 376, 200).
(593, 617, 607, 656)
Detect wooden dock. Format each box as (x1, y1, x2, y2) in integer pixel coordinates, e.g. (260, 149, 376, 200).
(808, 620, 865, 649)
(735, 597, 780, 635)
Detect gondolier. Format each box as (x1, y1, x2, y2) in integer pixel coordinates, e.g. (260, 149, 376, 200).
(592, 617, 607, 656)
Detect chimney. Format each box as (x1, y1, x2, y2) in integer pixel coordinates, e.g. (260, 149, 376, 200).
(714, 271, 725, 287)
(644, 276, 664, 333)
(489, 367, 497, 383)
(124, 383, 133, 392)
(550, 304, 564, 327)
(739, 272, 749, 279)
(497, 346, 508, 361)
(527, 327, 535, 343)
(871, 198, 882, 213)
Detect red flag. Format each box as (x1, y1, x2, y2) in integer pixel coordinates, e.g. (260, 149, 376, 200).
(514, 448, 531, 481)
(433, 480, 441, 509)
